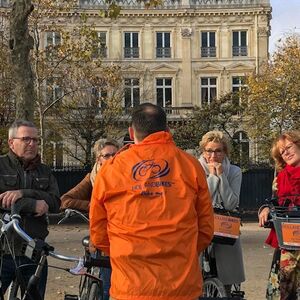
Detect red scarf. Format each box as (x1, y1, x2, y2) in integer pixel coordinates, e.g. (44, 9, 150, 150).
(265, 165, 300, 248)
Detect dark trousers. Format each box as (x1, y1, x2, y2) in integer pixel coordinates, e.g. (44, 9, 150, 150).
(0, 254, 48, 299)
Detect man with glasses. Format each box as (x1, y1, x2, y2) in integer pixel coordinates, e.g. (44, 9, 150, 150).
(90, 103, 214, 300)
(0, 119, 60, 299)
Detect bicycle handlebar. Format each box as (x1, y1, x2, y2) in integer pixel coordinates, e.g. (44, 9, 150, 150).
(56, 209, 89, 224)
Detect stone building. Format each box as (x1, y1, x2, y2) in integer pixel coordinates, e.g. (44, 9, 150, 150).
(0, 0, 272, 166)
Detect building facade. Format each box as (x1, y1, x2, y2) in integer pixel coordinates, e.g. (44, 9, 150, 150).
(0, 0, 272, 166)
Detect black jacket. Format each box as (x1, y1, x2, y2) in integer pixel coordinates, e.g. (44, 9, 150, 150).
(0, 151, 60, 253)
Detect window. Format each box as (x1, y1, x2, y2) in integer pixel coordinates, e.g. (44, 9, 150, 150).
(201, 32, 216, 57)
(124, 78, 140, 108)
(201, 77, 217, 105)
(156, 32, 171, 58)
(232, 31, 247, 56)
(124, 32, 139, 58)
(233, 131, 249, 165)
(92, 32, 107, 58)
(156, 78, 172, 107)
(45, 32, 61, 48)
(91, 87, 107, 111)
(232, 76, 246, 106)
(46, 78, 63, 105)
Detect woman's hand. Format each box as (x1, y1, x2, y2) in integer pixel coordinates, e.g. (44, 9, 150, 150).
(258, 207, 270, 227)
(207, 163, 216, 175)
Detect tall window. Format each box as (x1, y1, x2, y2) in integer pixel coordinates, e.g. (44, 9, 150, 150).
(124, 32, 139, 58)
(156, 78, 172, 107)
(233, 131, 249, 165)
(232, 76, 246, 106)
(45, 32, 61, 48)
(156, 32, 171, 58)
(201, 32, 216, 57)
(92, 31, 107, 58)
(201, 77, 217, 105)
(124, 78, 140, 108)
(46, 78, 63, 105)
(232, 31, 247, 56)
(91, 87, 107, 111)
(45, 32, 61, 58)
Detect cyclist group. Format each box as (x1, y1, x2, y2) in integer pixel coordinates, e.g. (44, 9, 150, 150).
(0, 103, 299, 300)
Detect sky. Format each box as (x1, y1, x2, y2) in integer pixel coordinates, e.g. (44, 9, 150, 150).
(269, 0, 300, 52)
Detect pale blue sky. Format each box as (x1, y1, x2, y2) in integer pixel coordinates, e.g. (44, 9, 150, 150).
(270, 0, 300, 52)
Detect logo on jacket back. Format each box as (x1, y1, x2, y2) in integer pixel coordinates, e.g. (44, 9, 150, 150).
(132, 159, 170, 181)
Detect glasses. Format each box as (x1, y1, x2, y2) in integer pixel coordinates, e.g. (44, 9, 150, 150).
(99, 153, 116, 160)
(279, 143, 295, 157)
(13, 136, 40, 144)
(204, 149, 224, 156)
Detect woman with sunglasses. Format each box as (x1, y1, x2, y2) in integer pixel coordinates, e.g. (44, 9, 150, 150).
(199, 130, 245, 296)
(60, 138, 119, 212)
(258, 130, 300, 300)
(60, 138, 119, 300)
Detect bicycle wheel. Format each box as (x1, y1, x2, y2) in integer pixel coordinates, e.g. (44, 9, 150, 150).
(7, 279, 22, 300)
(88, 281, 103, 300)
(202, 277, 227, 298)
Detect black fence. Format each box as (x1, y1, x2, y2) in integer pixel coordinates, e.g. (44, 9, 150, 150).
(53, 168, 275, 211)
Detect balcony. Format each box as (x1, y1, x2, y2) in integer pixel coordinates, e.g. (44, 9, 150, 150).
(124, 47, 139, 58)
(78, 0, 269, 9)
(156, 47, 171, 58)
(201, 47, 216, 58)
(232, 46, 248, 57)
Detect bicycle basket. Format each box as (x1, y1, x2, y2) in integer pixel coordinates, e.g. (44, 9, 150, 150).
(212, 213, 241, 245)
(271, 207, 300, 250)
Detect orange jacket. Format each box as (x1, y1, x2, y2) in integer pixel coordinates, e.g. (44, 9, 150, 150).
(90, 131, 214, 300)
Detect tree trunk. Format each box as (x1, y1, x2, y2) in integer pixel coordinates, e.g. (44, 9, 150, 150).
(9, 0, 35, 121)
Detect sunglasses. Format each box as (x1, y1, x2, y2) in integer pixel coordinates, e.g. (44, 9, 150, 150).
(99, 153, 116, 160)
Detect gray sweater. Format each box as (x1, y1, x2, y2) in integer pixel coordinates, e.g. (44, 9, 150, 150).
(199, 155, 242, 211)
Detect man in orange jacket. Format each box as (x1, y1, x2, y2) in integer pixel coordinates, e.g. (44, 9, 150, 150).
(90, 103, 214, 300)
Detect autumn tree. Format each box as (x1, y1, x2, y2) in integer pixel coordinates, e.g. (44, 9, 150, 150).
(242, 34, 300, 162)
(0, 28, 15, 154)
(172, 92, 245, 165)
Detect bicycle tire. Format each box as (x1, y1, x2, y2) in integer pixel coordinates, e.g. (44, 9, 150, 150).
(202, 277, 227, 298)
(88, 281, 103, 300)
(7, 279, 22, 300)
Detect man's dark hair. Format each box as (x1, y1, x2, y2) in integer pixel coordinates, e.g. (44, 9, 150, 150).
(131, 103, 167, 141)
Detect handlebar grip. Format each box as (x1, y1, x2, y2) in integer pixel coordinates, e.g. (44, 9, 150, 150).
(11, 198, 33, 216)
(85, 256, 111, 269)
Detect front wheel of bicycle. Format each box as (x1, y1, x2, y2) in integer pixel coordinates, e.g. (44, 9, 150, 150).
(88, 281, 103, 300)
(7, 279, 22, 300)
(202, 277, 227, 298)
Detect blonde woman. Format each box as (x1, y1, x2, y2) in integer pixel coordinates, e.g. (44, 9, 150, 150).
(199, 130, 245, 294)
(60, 138, 119, 212)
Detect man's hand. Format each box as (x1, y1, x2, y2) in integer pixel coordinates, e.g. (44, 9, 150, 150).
(0, 190, 23, 208)
(35, 200, 49, 217)
(258, 207, 270, 227)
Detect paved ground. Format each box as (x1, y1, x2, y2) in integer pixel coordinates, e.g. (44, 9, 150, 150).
(33, 222, 274, 300)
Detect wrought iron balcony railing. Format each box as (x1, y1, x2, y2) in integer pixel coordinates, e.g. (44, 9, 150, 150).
(156, 47, 171, 58)
(232, 46, 248, 57)
(201, 47, 216, 58)
(124, 47, 139, 58)
(78, 0, 269, 9)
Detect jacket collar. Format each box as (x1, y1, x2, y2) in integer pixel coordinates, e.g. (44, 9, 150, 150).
(133, 131, 174, 146)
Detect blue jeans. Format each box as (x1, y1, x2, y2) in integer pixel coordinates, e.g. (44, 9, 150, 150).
(100, 266, 111, 300)
(0, 255, 48, 299)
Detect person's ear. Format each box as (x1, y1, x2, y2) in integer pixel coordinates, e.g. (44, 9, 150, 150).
(128, 127, 134, 141)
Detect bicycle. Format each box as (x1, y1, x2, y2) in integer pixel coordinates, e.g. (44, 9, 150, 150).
(0, 203, 110, 300)
(57, 208, 111, 300)
(201, 208, 245, 299)
(262, 195, 300, 300)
